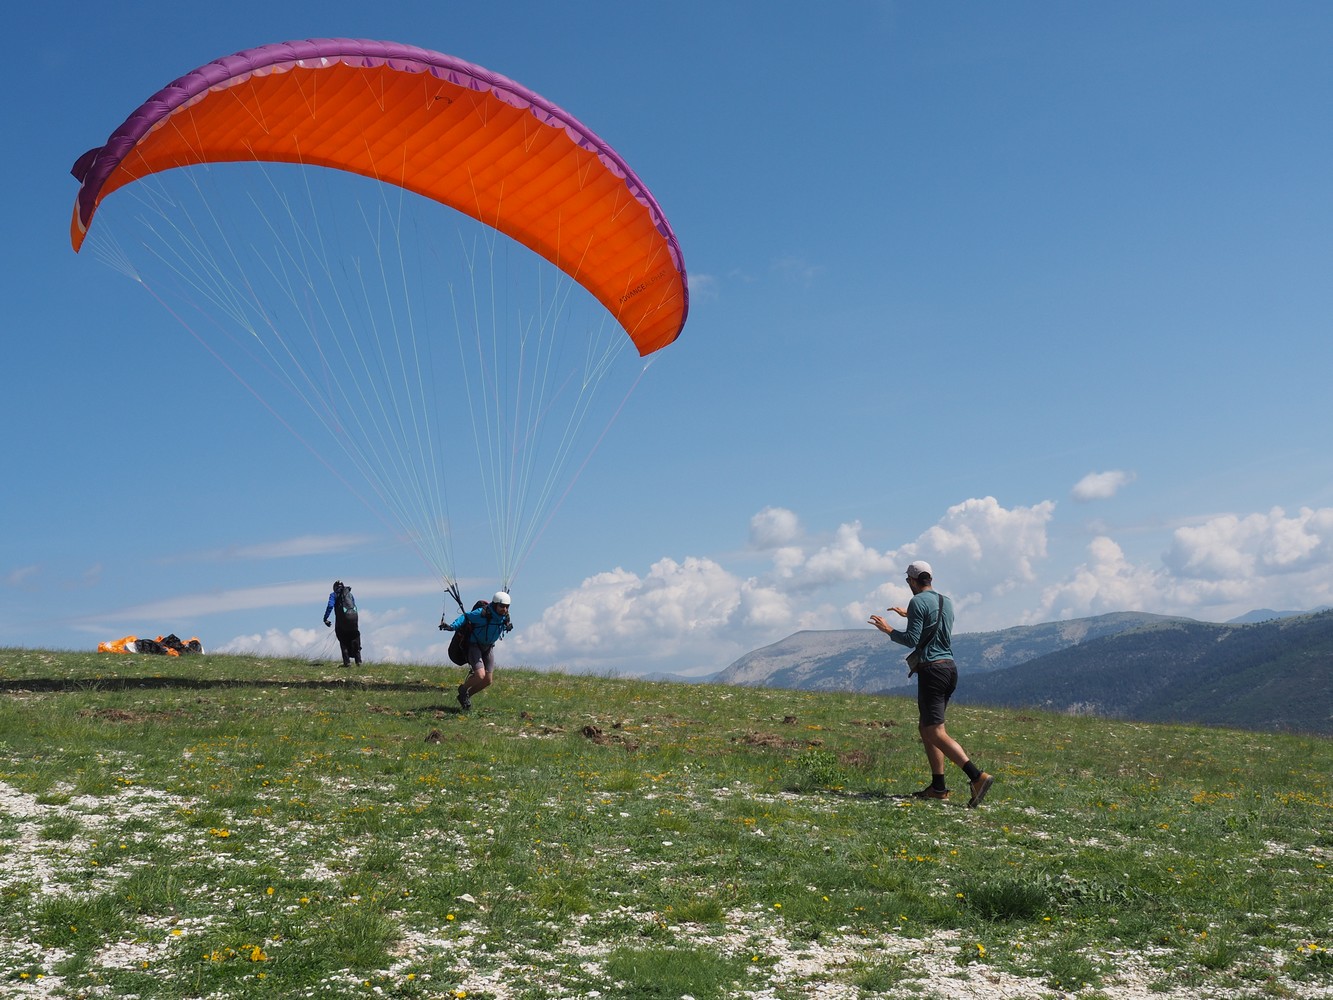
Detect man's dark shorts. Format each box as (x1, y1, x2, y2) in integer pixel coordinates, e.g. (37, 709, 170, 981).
(916, 659, 958, 726)
(466, 642, 497, 676)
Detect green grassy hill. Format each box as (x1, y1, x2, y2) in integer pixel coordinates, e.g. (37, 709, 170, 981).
(1, 648, 1330, 999)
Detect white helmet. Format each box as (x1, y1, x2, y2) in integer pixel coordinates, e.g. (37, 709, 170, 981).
(492, 591, 511, 606)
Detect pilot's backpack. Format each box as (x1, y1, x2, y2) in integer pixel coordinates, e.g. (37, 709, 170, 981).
(334, 585, 358, 627)
(448, 600, 489, 666)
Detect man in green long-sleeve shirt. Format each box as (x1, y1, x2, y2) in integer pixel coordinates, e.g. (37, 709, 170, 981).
(870, 561, 993, 807)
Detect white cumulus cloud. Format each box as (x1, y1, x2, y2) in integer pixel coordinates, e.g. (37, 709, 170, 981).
(801, 521, 897, 588)
(1027, 505, 1333, 624)
(1027, 536, 1160, 622)
(513, 557, 753, 675)
(513, 497, 1061, 675)
(1071, 470, 1135, 502)
(749, 506, 802, 549)
(1165, 506, 1333, 581)
(917, 496, 1055, 595)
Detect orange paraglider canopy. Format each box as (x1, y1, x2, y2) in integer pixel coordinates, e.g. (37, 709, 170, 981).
(70, 38, 687, 355)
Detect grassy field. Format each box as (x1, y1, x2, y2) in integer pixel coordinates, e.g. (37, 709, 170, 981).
(0, 648, 1329, 999)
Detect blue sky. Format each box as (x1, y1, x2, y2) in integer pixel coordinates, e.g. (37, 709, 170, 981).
(7, 1, 1333, 678)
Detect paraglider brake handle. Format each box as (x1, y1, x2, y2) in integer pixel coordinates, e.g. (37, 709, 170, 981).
(440, 582, 464, 630)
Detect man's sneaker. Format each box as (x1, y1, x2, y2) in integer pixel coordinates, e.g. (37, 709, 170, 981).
(457, 685, 472, 711)
(967, 773, 994, 808)
(912, 786, 951, 800)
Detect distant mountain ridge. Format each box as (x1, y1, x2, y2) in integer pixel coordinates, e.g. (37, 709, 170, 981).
(957, 610, 1333, 735)
(715, 612, 1188, 694)
(1227, 606, 1332, 624)
(713, 608, 1333, 736)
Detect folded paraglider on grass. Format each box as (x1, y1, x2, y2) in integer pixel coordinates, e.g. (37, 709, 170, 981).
(97, 634, 203, 656)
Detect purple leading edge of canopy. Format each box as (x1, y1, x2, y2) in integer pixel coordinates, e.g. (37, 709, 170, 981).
(71, 38, 688, 320)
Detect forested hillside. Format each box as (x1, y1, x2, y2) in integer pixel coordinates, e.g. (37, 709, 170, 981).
(957, 610, 1333, 735)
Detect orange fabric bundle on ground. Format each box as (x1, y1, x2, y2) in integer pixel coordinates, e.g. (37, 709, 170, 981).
(97, 634, 203, 655)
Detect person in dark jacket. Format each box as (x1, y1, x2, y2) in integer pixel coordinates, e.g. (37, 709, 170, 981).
(443, 591, 512, 710)
(323, 580, 362, 667)
(869, 561, 993, 807)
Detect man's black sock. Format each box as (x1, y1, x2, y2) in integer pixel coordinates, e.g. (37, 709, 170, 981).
(962, 761, 982, 782)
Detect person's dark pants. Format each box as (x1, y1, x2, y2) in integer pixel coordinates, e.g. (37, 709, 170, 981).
(336, 626, 361, 666)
